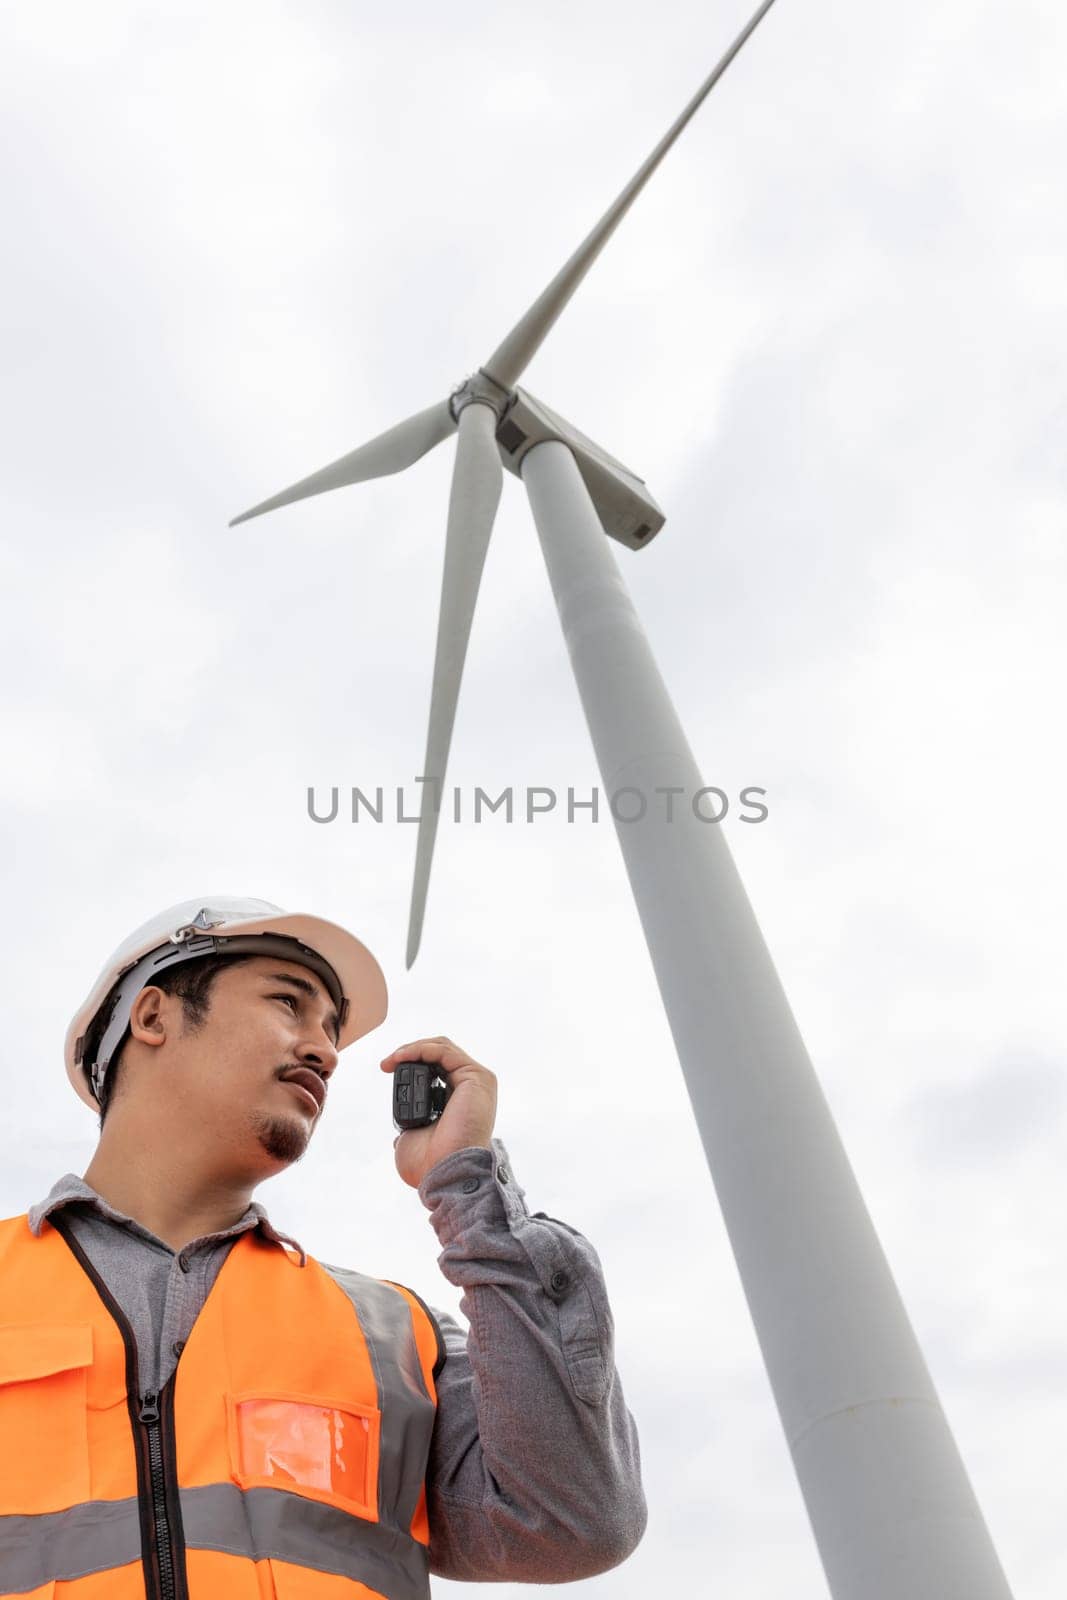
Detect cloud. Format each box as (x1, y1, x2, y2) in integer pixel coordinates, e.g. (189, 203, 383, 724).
(904, 1049, 1067, 1167)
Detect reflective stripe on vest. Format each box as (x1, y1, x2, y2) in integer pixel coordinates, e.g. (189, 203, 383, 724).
(0, 1212, 440, 1599)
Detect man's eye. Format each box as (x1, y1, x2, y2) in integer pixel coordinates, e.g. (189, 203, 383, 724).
(272, 994, 299, 1012)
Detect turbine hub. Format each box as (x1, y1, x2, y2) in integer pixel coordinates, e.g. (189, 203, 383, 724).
(448, 369, 514, 423)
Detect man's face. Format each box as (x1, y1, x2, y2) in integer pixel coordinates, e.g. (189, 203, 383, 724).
(146, 955, 342, 1171)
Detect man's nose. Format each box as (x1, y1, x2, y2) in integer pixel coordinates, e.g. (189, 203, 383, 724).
(295, 1027, 339, 1076)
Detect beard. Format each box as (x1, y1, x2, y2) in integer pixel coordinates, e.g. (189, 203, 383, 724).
(250, 1105, 312, 1165)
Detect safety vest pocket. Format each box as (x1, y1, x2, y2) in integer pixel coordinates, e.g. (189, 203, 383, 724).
(226, 1390, 380, 1522)
(0, 1323, 93, 1516)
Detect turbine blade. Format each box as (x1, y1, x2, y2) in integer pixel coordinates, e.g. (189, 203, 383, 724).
(228, 399, 456, 526)
(482, 0, 780, 390)
(405, 402, 503, 967)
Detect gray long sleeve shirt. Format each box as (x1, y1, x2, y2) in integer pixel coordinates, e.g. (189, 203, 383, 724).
(25, 1136, 646, 1585)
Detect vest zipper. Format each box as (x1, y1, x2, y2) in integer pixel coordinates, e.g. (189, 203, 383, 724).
(49, 1215, 190, 1600)
(139, 1390, 178, 1600)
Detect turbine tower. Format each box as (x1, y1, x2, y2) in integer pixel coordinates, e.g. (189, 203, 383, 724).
(231, 5, 1013, 1595)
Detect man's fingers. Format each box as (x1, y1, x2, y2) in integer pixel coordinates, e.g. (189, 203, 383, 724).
(380, 1037, 468, 1071)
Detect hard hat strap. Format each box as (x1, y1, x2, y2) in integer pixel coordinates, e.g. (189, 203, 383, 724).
(80, 933, 350, 1105)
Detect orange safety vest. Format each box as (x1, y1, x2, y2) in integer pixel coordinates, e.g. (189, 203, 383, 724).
(0, 1209, 443, 1600)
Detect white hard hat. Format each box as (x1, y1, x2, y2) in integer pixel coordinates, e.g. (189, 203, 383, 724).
(64, 896, 388, 1111)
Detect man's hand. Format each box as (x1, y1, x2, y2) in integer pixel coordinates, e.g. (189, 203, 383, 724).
(380, 1036, 498, 1189)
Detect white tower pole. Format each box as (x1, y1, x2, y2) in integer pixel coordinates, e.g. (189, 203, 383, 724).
(522, 438, 1013, 1600)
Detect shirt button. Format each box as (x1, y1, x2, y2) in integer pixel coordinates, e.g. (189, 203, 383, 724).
(550, 1270, 569, 1295)
(461, 1177, 480, 1194)
(497, 1166, 510, 1184)
(177, 1252, 191, 1272)
(172, 1340, 185, 1357)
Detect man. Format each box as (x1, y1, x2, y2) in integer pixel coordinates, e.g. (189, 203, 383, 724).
(0, 897, 646, 1598)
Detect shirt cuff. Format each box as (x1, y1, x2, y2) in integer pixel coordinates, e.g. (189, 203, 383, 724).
(417, 1136, 530, 1237)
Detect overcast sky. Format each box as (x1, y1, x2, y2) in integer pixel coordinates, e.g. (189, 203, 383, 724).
(1, 0, 1064, 1594)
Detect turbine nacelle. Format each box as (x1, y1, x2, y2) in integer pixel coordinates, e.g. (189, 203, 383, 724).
(494, 387, 664, 551)
(449, 371, 664, 551)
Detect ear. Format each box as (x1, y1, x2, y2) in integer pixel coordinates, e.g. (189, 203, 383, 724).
(127, 985, 173, 1050)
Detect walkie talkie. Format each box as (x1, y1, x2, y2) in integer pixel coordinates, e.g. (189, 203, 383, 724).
(392, 1060, 452, 1131)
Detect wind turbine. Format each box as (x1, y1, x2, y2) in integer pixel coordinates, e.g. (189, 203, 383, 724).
(230, 4, 1014, 1596)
